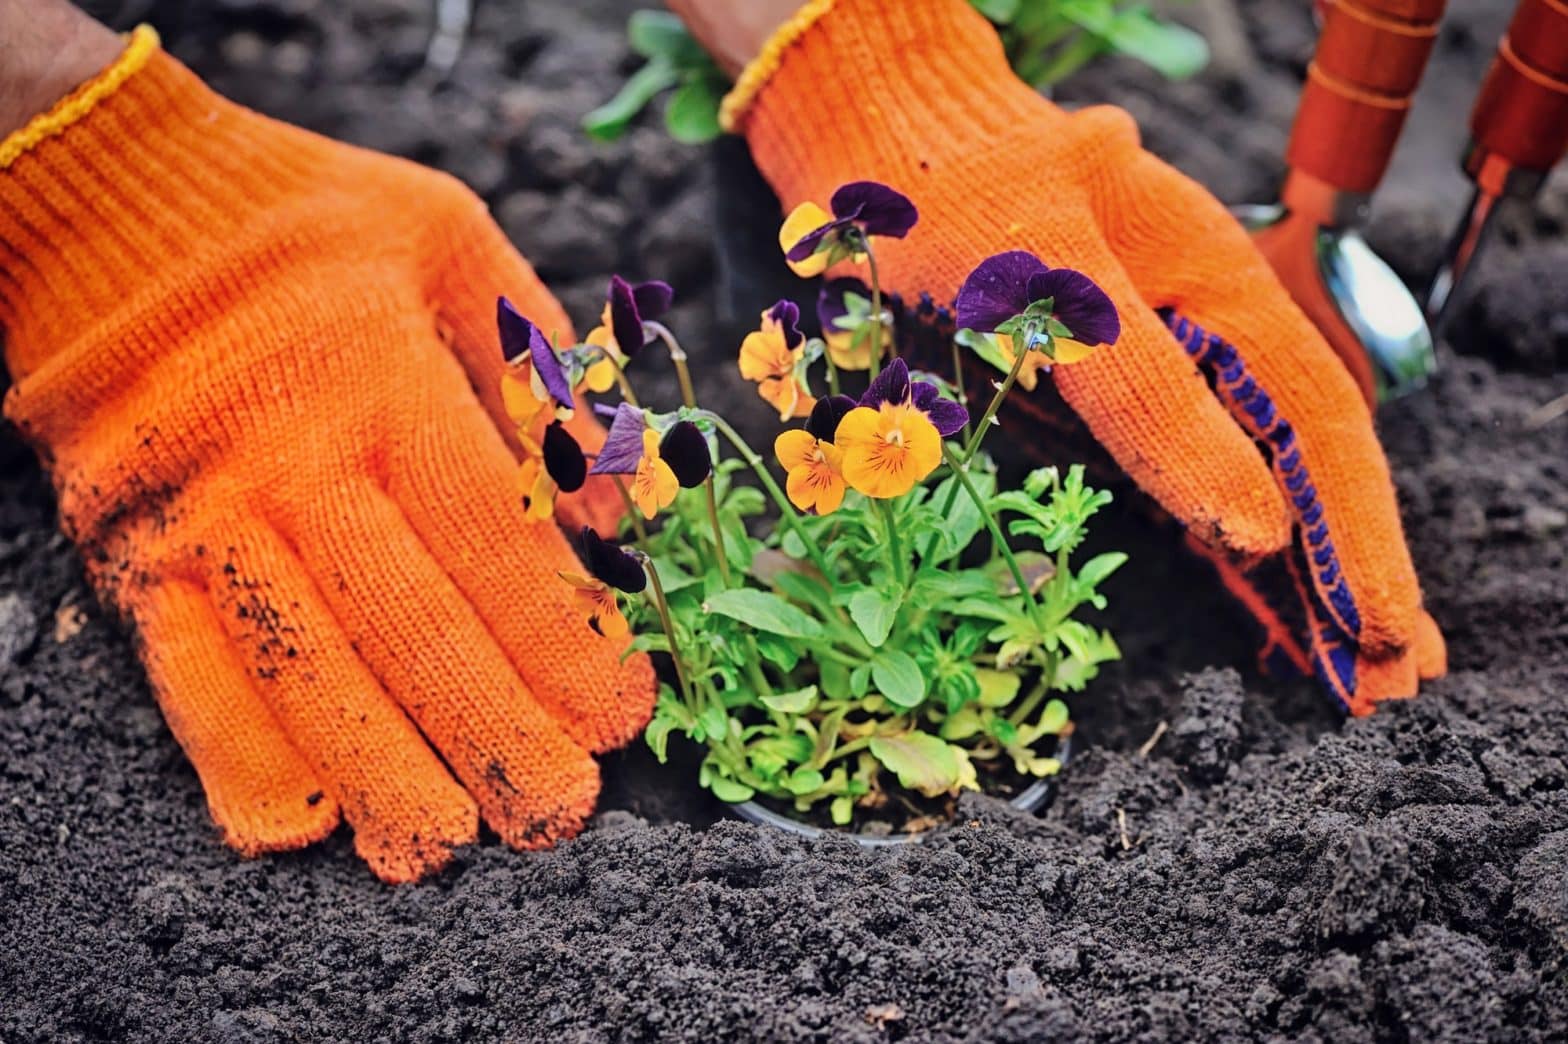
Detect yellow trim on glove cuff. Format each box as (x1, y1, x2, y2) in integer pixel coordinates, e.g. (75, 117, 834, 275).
(0, 24, 159, 170)
(718, 0, 840, 133)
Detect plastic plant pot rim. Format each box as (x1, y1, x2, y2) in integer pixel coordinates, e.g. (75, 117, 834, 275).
(727, 733, 1074, 847)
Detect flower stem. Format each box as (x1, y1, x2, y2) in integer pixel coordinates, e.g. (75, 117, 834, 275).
(951, 338, 972, 444)
(638, 554, 693, 709)
(708, 414, 832, 576)
(961, 340, 1030, 467)
(823, 340, 841, 397)
(587, 345, 639, 408)
(703, 478, 732, 585)
(918, 342, 1032, 563)
(646, 321, 696, 408)
(941, 444, 1043, 621)
(876, 497, 906, 586)
(866, 243, 885, 380)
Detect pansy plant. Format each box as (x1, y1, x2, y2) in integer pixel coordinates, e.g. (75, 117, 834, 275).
(497, 181, 1127, 829)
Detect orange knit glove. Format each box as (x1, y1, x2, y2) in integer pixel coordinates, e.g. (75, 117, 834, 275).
(0, 29, 653, 881)
(722, 0, 1446, 714)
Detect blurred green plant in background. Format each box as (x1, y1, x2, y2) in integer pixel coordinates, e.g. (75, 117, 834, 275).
(584, 3, 1209, 145)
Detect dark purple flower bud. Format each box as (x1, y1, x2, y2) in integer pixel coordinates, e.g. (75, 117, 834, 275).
(581, 527, 647, 594)
(542, 422, 587, 492)
(1025, 267, 1120, 347)
(861, 356, 912, 409)
(954, 251, 1050, 333)
(910, 382, 970, 438)
(607, 276, 675, 359)
(829, 181, 919, 240)
(807, 394, 857, 442)
(766, 299, 805, 350)
(589, 403, 646, 475)
(816, 277, 869, 331)
(659, 421, 711, 488)
(631, 280, 673, 323)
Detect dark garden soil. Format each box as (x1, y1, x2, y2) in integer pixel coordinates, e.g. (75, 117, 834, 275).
(4, 0, 1567, 1040)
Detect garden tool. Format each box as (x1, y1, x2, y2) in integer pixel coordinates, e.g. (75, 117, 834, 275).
(0, 28, 653, 883)
(717, 0, 1446, 713)
(1236, 0, 1446, 406)
(1426, 0, 1568, 326)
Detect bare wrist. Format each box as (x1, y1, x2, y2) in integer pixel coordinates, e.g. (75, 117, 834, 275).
(0, 0, 121, 139)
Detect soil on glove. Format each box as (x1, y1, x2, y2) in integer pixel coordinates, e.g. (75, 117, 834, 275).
(4, 1, 1566, 1040)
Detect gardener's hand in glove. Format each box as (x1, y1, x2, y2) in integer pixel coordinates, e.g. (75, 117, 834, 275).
(0, 9, 652, 881)
(671, 0, 1445, 713)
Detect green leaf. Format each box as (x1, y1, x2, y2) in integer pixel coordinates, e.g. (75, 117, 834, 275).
(704, 589, 823, 639)
(664, 77, 723, 144)
(1076, 551, 1128, 596)
(1105, 10, 1210, 81)
(939, 704, 985, 741)
(754, 633, 802, 673)
(760, 685, 818, 714)
(956, 328, 1015, 376)
(849, 664, 871, 698)
(627, 10, 707, 64)
(708, 776, 755, 803)
(849, 587, 902, 648)
(582, 57, 678, 142)
(975, 668, 1021, 708)
(1039, 698, 1070, 734)
(987, 716, 1020, 746)
(697, 703, 728, 743)
(785, 768, 826, 796)
(868, 733, 963, 797)
(871, 649, 926, 708)
(929, 470, 994, 559)
(645, 715, 675, 762)
(830, 795, 855, 825)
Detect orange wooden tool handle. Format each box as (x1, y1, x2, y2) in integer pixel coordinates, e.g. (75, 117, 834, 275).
(1470, 0, 1568, 173)
(1286, 0, 1447, 194)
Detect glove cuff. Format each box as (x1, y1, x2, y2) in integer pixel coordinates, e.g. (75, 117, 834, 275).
(722, 0, 1066, 220)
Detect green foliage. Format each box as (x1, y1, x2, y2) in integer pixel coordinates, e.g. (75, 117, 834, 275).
(985, 0, 1210, 88)
(632, 452, 1122, 817)
(584, 3, 1207, 145)
(582, 11, 727, 145)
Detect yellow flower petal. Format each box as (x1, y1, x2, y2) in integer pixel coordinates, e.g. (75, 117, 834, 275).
(501, 370, 545, 428)
(825, 328, 880, 372)
(584, 355, 618, 394)
(1051, 337, 1097, 365)
(995, 333, 1053, 392)
(632, 432, 679, 519)
(779, 201, 832, 278)
(838, 404, 941, 499)
(774, 429, 819, 471)
(758, 376, 813, 421)
(739, 328, 791, 382)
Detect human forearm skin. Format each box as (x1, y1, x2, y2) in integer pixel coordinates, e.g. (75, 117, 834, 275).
(0, 0, 120, 139)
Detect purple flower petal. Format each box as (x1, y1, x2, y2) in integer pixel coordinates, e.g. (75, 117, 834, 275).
(817, 277, 870, 332)
(1026, 268, 1120, 347)
(543, 421, 587, 493)
(659, 421, 711, 488)
(500, 297, 574, 409)
(955, 251, 1051, 332)
(829, 181, 918, 240)
(785, 215, 850, 263)
(807, 394, 857, 442)
(911, 382, 970, 438)
(498, 296, 548, 364)
(581, 527, 646, 594)
(767, 299, 804, 350)
(861, 357, 911, 409)
(608, 275, 648, 359)
(631, 280, 673, 324)
(588, 403, 646, 475)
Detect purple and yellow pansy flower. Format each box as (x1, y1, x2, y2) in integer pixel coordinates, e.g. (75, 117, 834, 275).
(955, 252, 1120, 377)
(499, 296, 577, 427)
(739, 300, 815, 421)
(558, 526, 646, 638)
(591, 405, 712, 519)
(834, 359, 968, 499)
(583, 276, 674, 392)
(775, 394, 855, 516)
(779, 181, 918, 278)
